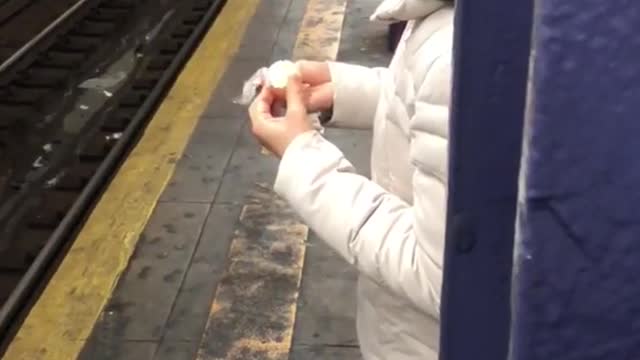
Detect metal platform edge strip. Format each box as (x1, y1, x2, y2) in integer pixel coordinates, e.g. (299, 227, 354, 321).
(3, 1, 261, 359)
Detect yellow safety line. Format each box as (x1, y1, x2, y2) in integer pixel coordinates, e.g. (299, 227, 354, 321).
(198, 0, 347, 358)
(3, 1, 260, 359)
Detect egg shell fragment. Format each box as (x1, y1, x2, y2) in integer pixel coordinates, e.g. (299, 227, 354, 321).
(267, 60, 298, 89)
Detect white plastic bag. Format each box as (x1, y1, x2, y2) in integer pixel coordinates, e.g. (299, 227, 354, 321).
(233, 66, 267, 105)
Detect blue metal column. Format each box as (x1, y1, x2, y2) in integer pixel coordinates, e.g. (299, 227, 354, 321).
(512, 1, 640, 359)
(439, 1, 533, 359)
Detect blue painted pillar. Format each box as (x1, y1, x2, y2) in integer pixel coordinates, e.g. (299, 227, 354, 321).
(439, 1, 533, 359)
(512, 1, 640, 359)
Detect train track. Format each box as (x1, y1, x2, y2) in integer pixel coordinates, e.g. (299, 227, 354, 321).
(0, 0, 36, 26)
(0, 0, 227, 342)
(0, 0, 87, 65)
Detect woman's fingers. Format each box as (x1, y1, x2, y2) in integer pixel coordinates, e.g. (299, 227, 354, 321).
(306, 82, 334, 112)
(247, 74, 315, 159)
(285, 75, 307, 118)
(296, 60, 331, 85)
(249, 86, 275, 121)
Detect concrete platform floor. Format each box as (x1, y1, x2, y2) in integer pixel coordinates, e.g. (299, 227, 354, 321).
(79, 0, 391, 358)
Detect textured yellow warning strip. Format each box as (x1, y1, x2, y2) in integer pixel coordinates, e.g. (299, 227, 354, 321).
(198, 0, 347, 359)
(196, 185, 308, 360)
(293, 0, 347, 61)
(3, 1, 260, 359)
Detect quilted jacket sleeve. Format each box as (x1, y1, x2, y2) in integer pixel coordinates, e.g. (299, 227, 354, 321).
(273, 132, 442, 318)
(323, 62, 390, 129)
(273, 57, 451, 318)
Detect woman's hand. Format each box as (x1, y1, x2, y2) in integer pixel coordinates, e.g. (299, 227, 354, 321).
(249, 75, 315, 158)
(296, 60, 334, 113)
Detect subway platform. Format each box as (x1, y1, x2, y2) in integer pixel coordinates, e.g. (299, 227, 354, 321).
(4, 0, 391, 359)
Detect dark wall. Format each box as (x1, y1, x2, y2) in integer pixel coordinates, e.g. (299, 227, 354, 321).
(512, 1, 640, 359)
(440, 0, 533, 359)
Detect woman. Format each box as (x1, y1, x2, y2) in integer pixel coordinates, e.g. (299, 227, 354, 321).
(249, 0, 454, 358)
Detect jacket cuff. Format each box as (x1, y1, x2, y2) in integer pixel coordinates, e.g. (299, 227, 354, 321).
(326, 62, 381, 129)
(274, 131, 320, 196)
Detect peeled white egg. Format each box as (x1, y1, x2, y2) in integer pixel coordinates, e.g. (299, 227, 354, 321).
(267, 60, 297, 89)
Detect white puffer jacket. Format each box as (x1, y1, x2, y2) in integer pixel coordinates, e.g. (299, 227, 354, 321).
(274, 1, 454, 358)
